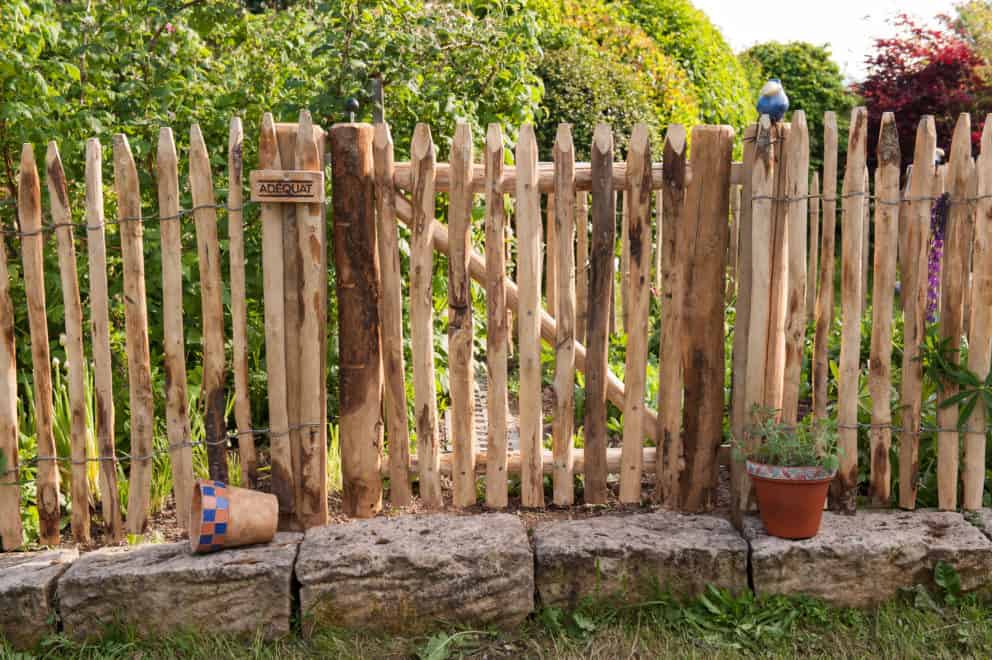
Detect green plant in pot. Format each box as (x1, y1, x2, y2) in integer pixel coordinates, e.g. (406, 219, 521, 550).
(735, 406, 840, 540)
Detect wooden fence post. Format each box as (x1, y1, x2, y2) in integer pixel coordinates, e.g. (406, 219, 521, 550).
(484, 124, 509, 509)
(517, 124, 545, 508)
(297, 112, 331, 525)
(0, 188, 19, 550)
(733, 115, 775, 528)
(85, 139, 122, 541)
(189, 125, 228, 482)
(937, 113, 975, 511)
(833, 106, 867, 513)
(552, 124, 576, 506)
(764, 122, 791, 411)
(862, 166, 871, 316)
(156, 128, 194, 531)
(806, 172, 820, 321)
(373, 123, 412, 507)
(781, 112, 810, 424)
(899, 116, 937, 510)
(657, 125, 687, 507)
(258, 114, 296, 525)
(619, 124, 652, 505)
(576, 191, 589, 345)
(964, 116, 992, 510)
(448, 123, 476, 508)
(113, 135, 155, 534)
(868, 113, 900, 505)
(584, 123, 615, 505)
(409, 123, 442, 507)
(229, 117, 257, 487)
(680, 125, 733, 511)
(813, 112, 839, 420)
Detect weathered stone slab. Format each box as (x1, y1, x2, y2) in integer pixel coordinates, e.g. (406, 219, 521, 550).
(296, 514, 533, 634)
(1, 549, 78, 649)
(534, 512, 747, 608)
(747, 511, 992, 607)
(57, 533, 300, 640)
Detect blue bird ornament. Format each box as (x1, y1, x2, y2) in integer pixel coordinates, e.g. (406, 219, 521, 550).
(756, 78, 789, 122)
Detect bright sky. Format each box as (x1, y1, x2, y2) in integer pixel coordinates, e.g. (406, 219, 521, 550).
(692, 0, 957, 81)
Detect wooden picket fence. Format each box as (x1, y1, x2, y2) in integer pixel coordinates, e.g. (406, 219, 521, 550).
(0, 106, 989, 552)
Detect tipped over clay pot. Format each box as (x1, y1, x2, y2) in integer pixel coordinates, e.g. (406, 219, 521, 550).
(190, 480, 278, 553)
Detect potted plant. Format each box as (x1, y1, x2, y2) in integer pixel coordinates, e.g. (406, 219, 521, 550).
(737, 407, 840, 540)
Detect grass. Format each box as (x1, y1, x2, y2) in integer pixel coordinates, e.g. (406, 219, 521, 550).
(9, 581, 992, 659)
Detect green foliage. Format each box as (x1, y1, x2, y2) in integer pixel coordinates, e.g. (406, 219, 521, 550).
(740, 41, 857, 171)
(738, 405, 840, 471)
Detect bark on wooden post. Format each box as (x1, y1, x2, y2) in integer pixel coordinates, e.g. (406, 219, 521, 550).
(228, 117, 257, 487)
(657, 125, 687, 507)
(868, 113, 900, 506)
(113, 135, 155, 534)
(680, 125, 733, 511)
(576, 191, 589, 345)
(619, 124, 652, 505)
(448, 123, 476, 508)
(85, 139, 122, 541)
(764, 122, 791, 411)
(733, 116, 775, 529)
(899, 116, 937, 510)
(813, 113, 839, 420)
(833, 106, 868, 513)
(46, 142, 91, 543)
(937, 114, 974, 512)
(0, 213, 18, 550)
(409, 124, 442, 506)
(964, 116, 992, 510)
(552, 124, 577, 507)
(156, 128, 194, 531)
(806, 172, 820, 321)
(517, 124, 545, 508)
(781, 112, 810, 424)
(258, 114, 296, 524)
(373, 123, 412, 507)
(189, 125, 228, 482)
(584, 124, 615, 505)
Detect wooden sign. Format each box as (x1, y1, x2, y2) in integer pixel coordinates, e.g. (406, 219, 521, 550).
(249, 169, 325, 203)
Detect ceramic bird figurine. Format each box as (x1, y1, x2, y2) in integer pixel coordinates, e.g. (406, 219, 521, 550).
(757, 78, 789, 122)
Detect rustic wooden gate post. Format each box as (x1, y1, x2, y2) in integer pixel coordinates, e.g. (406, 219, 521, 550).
(330, 121, 384, 518)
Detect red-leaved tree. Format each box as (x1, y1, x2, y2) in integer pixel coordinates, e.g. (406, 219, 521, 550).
(858, 14, 989, 170)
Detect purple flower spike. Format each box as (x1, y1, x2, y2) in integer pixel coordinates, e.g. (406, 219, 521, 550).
(926, 193, 950, 323)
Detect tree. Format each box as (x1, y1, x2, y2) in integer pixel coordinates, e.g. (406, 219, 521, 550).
(741, 41, 856, 171)
(858, 13, 989, 169)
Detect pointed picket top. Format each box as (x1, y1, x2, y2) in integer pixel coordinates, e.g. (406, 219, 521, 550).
(486, 122, 503, 156)
(452, 122, 472, 165)
(627, 123, 650, 180)
(877, 112, 900, 168)
(948, 112, 975, 189)
(516, 124, 538, 187)
(18, 144, 41, 230)
(112, 134, 139, 196)
(229, 117, 244, 169)
(789, 110, 809, 168)
(85, 139, 103, 207)
(554, 122, 574, 157)
(158, 127, 178, 170)
(592, 123, 612, 160)
(295, 110, 320, 172)
(189, 123, 211, 168)
(259, 112, 282, 170)
(982, 113, 992, 164)
(411, 122, 434, 165)
(45, 142, 70, 220)
(911, 116, 938, 182)
(374, 120, 393, 153)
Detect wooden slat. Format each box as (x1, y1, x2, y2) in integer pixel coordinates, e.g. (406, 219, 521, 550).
(813, 112, 839, 420)
(868, 112, 900, 505)
(937, 113, 974, 511)
(228, 117, 256, 487)
(189, 125, 228, 482)
(259, 114, 295, 523)
(546, 192, 557, 316)
(619, 124, 652, 505)
(374, 123, 412, 507)
(833, 106, 868, 512)
(654, 190, 664, 296)
(448, 123, 476, 508)
(46, 142, 91, 543)
(680, 125, 734, 511)
(113, 135, 154, 534)
(584, 124, 615, 505)
(576, 191, 589, 346)
(806, 173, 820, 321)
(620, 190, 630, 333)
(729, 123, 756, 513)
(84, 139, 122, 541)
(657, 125, 687, 507)
(156, 128, 194, 531)
(899, 116, 937, 510)
(0, 177, 20, 550)
(734, 116, 775, 529)
(862, 166, 871, 315)
(516, 124, 545, 509)
(964, 116, 992, 510)
(764, 122, 791, 410)
(552, 124, 576, 506)
(727, 184, 741, 303)
(781, 111, 810, 424)
(410, 123, 442, 506)
(484, 124, 509, 509)
(296, 112, 330, 525)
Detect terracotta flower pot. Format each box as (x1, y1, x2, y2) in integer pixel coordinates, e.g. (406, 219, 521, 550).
(189, 480, 278, 554)
(747, 461, 836, 540)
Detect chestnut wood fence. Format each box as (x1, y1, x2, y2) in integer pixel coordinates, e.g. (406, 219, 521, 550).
(0, 106, 988, 551)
